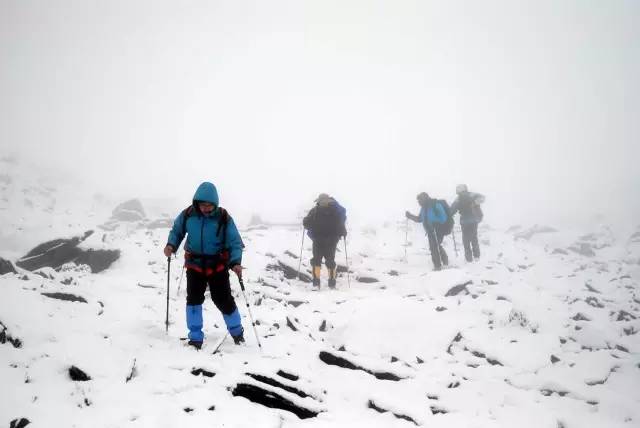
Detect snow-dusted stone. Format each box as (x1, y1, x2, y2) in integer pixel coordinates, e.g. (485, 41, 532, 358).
(0, 257, 17, 275)
(569, 242, 596, 257)
(514, 225, 557, 240)
(145, 218, 173, 229)
(110, 199, 146, 222)
(15, 231, 120, 273)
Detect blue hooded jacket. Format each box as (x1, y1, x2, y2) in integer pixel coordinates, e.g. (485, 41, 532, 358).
(167, 182, 244, 266)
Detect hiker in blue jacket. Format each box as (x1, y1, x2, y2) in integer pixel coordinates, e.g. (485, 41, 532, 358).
(163, 182, 245, 349)
(406, 192, 449, 271)
(450, 184, 485, 262)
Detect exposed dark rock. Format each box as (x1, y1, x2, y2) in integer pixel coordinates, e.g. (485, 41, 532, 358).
(551, 355, 561, 364)
(286, 317, 298, 332)
(585, 297, 604, 308)
(319, 351, 402, 381)
(552, 248, 569, 255)
(540, 389, 568, 397)
(208, 405, 215, 411)
(41, 292, 87, 303)
(585, 283, 601, 294)
(616, 310, 637, 321)
(572, 313, 591, 322)
(387, 270, 400, 276)
(368, 400, 418, 425)
(191, 368, 216, 378)
(435, 306, 447, 312)
(277, 370, 299, 382)
(9, 418, 30, 428)
(447, 381, 460, 388)
(284, 250, 298, 259)
(110, 199, 146, 222)
(615, 344, 629, 353)
(569, 243, 596, 257)
(246, 373, 310, 398)
(482, 279, 498, 285)
(356, 276, 379, 283)
(183, 407, 193, 413)
(446, 332, 463, 355)
(445, 281, 472, 297)
(232, 383, 318, 419)
(0, 321, 23, 348)
(0, 257, 17, 275)
(496, 296, 510, 301)
(125, 359, 138, 382)
(319, 320, 327, 332)
(336, 265, 349, 273)
(430, 405, 448, 415)
(416, 357, 424, 364)
(266, 261, 312, 283)
(69, 366, 91, 381)
(287, 300, 306, 308)
(16, 231, 119, 273)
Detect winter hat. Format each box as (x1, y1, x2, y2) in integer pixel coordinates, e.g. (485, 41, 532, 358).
(456, 184, 468, 194)
(416, 192, 430, 203)
(315, 193, 331, 205)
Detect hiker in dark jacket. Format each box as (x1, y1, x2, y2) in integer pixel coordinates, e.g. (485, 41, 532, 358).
(302, 193, 347, 288)
(450, 184, 485, 262)
(163, 182, 245, 349)
(406, 192, 449, 271)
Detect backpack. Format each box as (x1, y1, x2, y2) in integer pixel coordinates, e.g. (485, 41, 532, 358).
(459, 193, 484, 223)
(435, 199, 454, 236)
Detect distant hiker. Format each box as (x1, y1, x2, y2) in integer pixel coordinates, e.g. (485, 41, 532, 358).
(303, 193, 347, 288)
(163, 182, 245, 349)
(405, 192, 450, 271)
(450, 184, 485, 262)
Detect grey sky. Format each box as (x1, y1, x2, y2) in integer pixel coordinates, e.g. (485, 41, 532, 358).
(1, 1, 638, 228)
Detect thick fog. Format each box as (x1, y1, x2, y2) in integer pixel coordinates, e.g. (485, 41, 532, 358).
(1, 1, 638, 229)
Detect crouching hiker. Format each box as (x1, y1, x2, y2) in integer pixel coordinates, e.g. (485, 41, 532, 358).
(406, 192, 451, 271)
(163, 182, 245, 349)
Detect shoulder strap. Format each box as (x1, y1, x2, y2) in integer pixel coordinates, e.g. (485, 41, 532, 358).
(181, 205, 194, 236)
(216, 208, 229, 248)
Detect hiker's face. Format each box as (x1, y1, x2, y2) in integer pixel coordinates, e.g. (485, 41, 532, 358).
(199, 202, 215, 216)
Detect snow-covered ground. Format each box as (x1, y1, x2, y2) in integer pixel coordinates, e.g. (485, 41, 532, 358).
(1, 159, 639, 428)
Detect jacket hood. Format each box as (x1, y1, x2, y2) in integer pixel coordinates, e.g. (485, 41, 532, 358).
(193, 182, 219, 207)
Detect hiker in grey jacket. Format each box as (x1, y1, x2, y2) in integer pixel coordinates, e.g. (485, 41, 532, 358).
(450, 184, 485, 262)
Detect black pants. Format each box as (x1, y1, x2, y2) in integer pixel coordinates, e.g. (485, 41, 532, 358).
(427, 228, 448, 269)
(311, 237, 339, 268)
(461, 222, 480, 261)
(186, 269, 237, 315)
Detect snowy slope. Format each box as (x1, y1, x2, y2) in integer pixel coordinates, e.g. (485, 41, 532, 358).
(1, 170, 640, 427)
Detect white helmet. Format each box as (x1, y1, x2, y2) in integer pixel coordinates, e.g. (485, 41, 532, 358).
(456, 184, 468, 194)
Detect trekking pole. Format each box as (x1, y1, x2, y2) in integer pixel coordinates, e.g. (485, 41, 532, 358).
(451, 227, 459, 258)
(343, 236, 351, 288)
(404, 218, 409, 262)
(237, 274, 263, 351)
(165, 256, 171, 333)
(296, 227, 305, 280)
(176, 263, 185, 297)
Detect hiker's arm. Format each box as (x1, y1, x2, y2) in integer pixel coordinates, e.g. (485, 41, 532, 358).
(226, 217, 244, 268)
(405, 211, 420, 222)
(166, 212, 186, 253)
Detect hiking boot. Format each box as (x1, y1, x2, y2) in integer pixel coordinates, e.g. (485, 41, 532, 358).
(188, 340, 203, 350)
(232, 333, 245, 345)
(328, 277, 336, 289)
(312, 277, 320, 288)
